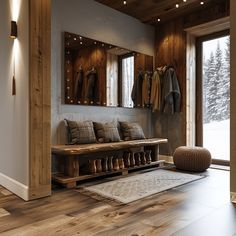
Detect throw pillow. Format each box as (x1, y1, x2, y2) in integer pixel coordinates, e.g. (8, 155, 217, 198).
(93, 122, 121, 143)
(119, 122, 146, 141)
(65, 119, 97, 144)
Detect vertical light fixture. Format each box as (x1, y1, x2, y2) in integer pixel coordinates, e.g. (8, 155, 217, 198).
(10, 20, 17, 95)
(11, 0, 21, 96)
(10, 20, 17, 39)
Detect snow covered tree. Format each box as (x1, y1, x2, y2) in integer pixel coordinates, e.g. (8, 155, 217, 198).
(214, 41, 224, 121)
(203, 52, 216, 123)
(221, 36, 230, 120)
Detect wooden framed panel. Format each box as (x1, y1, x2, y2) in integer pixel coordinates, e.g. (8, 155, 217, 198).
(29, 0, 51, 200)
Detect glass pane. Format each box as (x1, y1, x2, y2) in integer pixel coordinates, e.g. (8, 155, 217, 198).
(106, 53, 118, 106)
(202, 35, 230, 161)
(122, 56, 134, 108)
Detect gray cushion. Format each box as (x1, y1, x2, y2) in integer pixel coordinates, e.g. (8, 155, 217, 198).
(93, 122, 121, 143)
(120, 122, 145, 141)
(65, 119, 97, 144)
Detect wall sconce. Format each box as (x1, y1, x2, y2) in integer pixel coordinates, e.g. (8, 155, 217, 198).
(10, 20, 17, 95)
(10, 21, 17, 39)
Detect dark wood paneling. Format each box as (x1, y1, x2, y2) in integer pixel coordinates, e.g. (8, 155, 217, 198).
(95, 0, 228, 25)
(154, 0, 229, 155)
(184, 0, 230, 28)
(154, 18, 186, 155)
(64, 33, 107, 106)
(72, 46, 107, 106)
(134, 53, 153, 80)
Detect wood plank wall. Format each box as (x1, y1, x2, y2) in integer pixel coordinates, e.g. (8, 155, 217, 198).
(153, 0, 229, 155)
(29, 0, 51, 200)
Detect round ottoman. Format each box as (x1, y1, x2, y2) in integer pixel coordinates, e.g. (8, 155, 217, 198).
(173, 146, 211, 172)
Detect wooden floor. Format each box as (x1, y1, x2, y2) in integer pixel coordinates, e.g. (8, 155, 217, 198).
(0, 167, 235, 236)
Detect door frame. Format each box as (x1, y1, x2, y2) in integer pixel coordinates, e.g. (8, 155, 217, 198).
(196, 29, 230, 165)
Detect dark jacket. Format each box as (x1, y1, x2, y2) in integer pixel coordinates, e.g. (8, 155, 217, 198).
(84, 68, 99, 102)
(131, 72, 143, 107)
(74, 68, 84, 101)
(161, 67, 181, 114)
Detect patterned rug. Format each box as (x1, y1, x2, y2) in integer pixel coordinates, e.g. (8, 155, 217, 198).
(83, 169, 204, 204)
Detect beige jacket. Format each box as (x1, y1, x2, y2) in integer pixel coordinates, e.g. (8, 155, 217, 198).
(142, 72, 151, 107)
(150, 70, 161, 112)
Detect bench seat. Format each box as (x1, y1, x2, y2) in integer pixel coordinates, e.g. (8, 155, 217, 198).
(51, 138, 168, 156)
(52, 138, 168, 188)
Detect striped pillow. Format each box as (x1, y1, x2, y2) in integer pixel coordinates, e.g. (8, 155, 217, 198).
(93, 122, 121, 143)
(65, 119, 97, 144)
(119, 122, 145, 141)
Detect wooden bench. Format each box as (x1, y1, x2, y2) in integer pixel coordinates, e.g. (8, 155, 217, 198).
(52, 138, 168, 188)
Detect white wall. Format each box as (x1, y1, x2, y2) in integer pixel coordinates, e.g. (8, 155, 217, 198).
(52, 0, 155, 144)
(0, 0, 29, 196)
(230, 0, 236, 200)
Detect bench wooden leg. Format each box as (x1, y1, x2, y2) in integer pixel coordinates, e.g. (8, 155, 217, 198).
(65, 182, 77, 189)
(152, 145, 159, 162)
(65, 155, 79, 177)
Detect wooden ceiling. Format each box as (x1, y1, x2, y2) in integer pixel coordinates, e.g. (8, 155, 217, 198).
(95, 0, 226, 25)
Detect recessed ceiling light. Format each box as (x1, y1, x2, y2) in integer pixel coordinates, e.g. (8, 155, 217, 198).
(183, 0, 187, 2)
(200, 1, 204, 5)
(80, 41, 82, 45)
(176, 3, 179, 8)
(157, 18, 161, 22)
(73, 37, 77, 41)
(79, 36, 82, 40)
(123, 0, 127, 5)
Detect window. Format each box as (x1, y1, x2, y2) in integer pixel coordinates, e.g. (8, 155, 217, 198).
(196, 31, 230, 163)
(121, 55, 134, 108)
(106, 53, 118, 106)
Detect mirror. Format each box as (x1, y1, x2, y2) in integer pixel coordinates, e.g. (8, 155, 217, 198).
(64, 32, 153, 108)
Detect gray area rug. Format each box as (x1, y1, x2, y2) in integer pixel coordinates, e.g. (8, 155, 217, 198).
(83, 169, 204, 204)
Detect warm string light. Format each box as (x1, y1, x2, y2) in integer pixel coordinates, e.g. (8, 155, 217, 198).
(175, 1, 204, 10)
(157, 0, 204, 23)
(123, 0, 127, 5)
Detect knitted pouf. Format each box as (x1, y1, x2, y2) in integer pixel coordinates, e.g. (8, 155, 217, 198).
(173, 146, 211, 172)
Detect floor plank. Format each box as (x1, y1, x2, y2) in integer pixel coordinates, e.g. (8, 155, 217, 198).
(0, 168, 235, 236)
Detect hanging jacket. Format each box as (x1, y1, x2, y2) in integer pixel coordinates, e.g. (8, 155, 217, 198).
(131, 72, 143, 107)
(161, 67, 181, 114)
(142, 72, 152, 107)
(150, 70, 161, 112)
(74, 68, 84, 101)
(84, 68, 99, 103)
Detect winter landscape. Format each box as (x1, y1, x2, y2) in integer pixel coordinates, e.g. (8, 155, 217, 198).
(202, 35, 230, 161)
